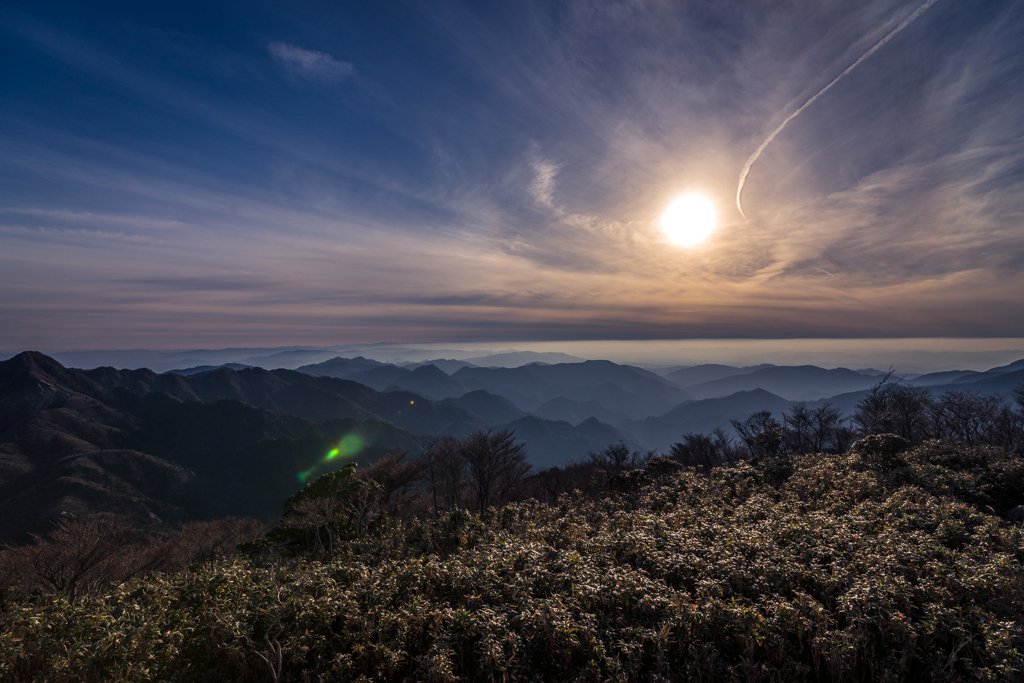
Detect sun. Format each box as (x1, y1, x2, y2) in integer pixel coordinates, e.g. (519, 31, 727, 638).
(661, 194, 717, 247)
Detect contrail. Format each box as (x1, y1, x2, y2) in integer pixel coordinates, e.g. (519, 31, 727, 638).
(736, 0, 942, 219)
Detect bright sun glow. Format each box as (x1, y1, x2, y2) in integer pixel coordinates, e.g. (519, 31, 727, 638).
(661, 194, 717, 247)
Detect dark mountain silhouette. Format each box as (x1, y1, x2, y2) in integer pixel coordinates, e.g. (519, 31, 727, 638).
(240, 349, 338, 369)
(948, 358, 1024, 384)
(575, 417, 638, 447)
(909, 370, 980, 386)
(983, 358, 1024, 374)
(461, 351, 585, 367)
(619, 389, 793, 451)
(402, 359, 478, 374)
(492, 415, 638, 467)
(0, 353, 449, 540)
(164, 363, 253, 376)
(441, 390, 526, 425)
(346, 364, 469, 400)
(298, 358, 471, 400)
(452, 360, 690, 418)
(660, 388, 793, 425)
(804, 366, 1024, 420)
(855, 368, 899, 377)
(684, 365, 879, 401)
(295, 356, 385, 378)
(664, 363, 775, 388)
(99, 366, 482, 437)
(531, 397, 629, 426)
(931, 369, 1024, 396)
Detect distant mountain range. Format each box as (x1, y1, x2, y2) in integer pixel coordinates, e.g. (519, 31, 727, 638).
(3, 350, 1023, 540)
(0, 352, 426, 541)
(0, 353, 635, 539)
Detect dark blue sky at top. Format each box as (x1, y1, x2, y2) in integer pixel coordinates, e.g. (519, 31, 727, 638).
(1, 0, 1023, 350)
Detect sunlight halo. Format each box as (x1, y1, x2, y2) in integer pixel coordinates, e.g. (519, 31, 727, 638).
(661, 195, 717, 247)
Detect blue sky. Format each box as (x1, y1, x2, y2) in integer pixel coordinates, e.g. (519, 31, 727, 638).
(2, 0, 1023, 351)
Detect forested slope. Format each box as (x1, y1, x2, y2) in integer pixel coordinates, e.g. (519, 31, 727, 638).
(3, 436, 1023, 682)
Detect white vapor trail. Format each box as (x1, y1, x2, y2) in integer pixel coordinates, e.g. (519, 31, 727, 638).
(736, 0, 942, 219)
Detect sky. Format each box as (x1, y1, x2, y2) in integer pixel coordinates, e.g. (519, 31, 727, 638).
(2, 0, 1023, 352)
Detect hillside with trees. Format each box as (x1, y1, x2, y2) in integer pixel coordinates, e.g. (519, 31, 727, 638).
(3, 431, 1024, 681)
(3, 349, 1024, 680)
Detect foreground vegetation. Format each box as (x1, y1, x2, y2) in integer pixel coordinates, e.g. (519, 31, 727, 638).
(3, 434, 1024, 682)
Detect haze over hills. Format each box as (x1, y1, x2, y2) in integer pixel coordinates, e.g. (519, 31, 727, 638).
(451, 361, 690, 418)
(3, 347, 1024, 541)
(491, 415, 640, 468)
(340, 364, 470, 401)
(440, 390, 527, 426)
(663, 363, 775, 388)
(0, 352, 426, 541)
(165, 363, 254, 376)
(402, 359, 479, 374)
(460, 351, 586, 367)
(1, 353, 657, 538)
(683, 365, 884, 401)
(531, 397, 631, 427)
(621, 389, 796, 452)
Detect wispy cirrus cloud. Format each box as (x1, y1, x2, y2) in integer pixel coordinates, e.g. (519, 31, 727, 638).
(268, 42, 354, 82)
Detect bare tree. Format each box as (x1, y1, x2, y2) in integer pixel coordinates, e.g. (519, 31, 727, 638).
(1014, 383, 1024, 413)
(784, 402, 848, 454)
(588, 442, 643, 477)
(670, 429, 743, 469)
(670, 433, 719, 470)
(279, 496, 345, 557)
(853, 378, 932, 444)
(355, 451, 425, 518)
(425, 436, 466, 514)
(5, 514, 134, 602)
(535, 467, 565, 505)
(731, 410, 786, 458)
(783, 404, 814, 454)
(2, 516, 266, 601)
(460, 429, 530, 513)
(986, 401, 1024, 457)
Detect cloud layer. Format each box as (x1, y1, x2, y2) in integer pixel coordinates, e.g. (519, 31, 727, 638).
(0, 0, 1022, 350)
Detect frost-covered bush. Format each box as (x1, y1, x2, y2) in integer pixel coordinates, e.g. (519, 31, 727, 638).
(3, 442, 1024, 682)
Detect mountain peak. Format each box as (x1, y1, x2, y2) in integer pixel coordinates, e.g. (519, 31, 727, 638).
(5, 350, 67, 372)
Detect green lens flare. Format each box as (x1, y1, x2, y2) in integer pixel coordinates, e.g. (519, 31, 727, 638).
(297, 433, 367, 483)
(338, 434, 364, 457)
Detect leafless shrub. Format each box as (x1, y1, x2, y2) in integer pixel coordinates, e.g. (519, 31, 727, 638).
(853, 378, 933, 444)
(461, 429, 530, 513)
(354, 451, 426, 518)
(783, 403, 852, 454)
(731, 410, 786, 458)
(164, 517, 267, 568)
(425, 435, 467, 514)
(670, 429, 741, 470)
(1, 515, 266, 602)
(588, 441, 646, 477)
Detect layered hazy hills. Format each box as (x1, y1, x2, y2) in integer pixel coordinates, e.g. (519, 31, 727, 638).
(0, 353, 435, 540)
(298, 356, 691, 419)
(440, 390, 526, 426)
(663, 363, 775, 388)
(0, 353, 639, 539)
(449, 360, 690, 418)
(677, 365, 883, 401)
(495, 415, 641, 467)
(622, 389, 797, 452)
(4, 350, 1023, 539)
(296, 355, 1023, 447)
